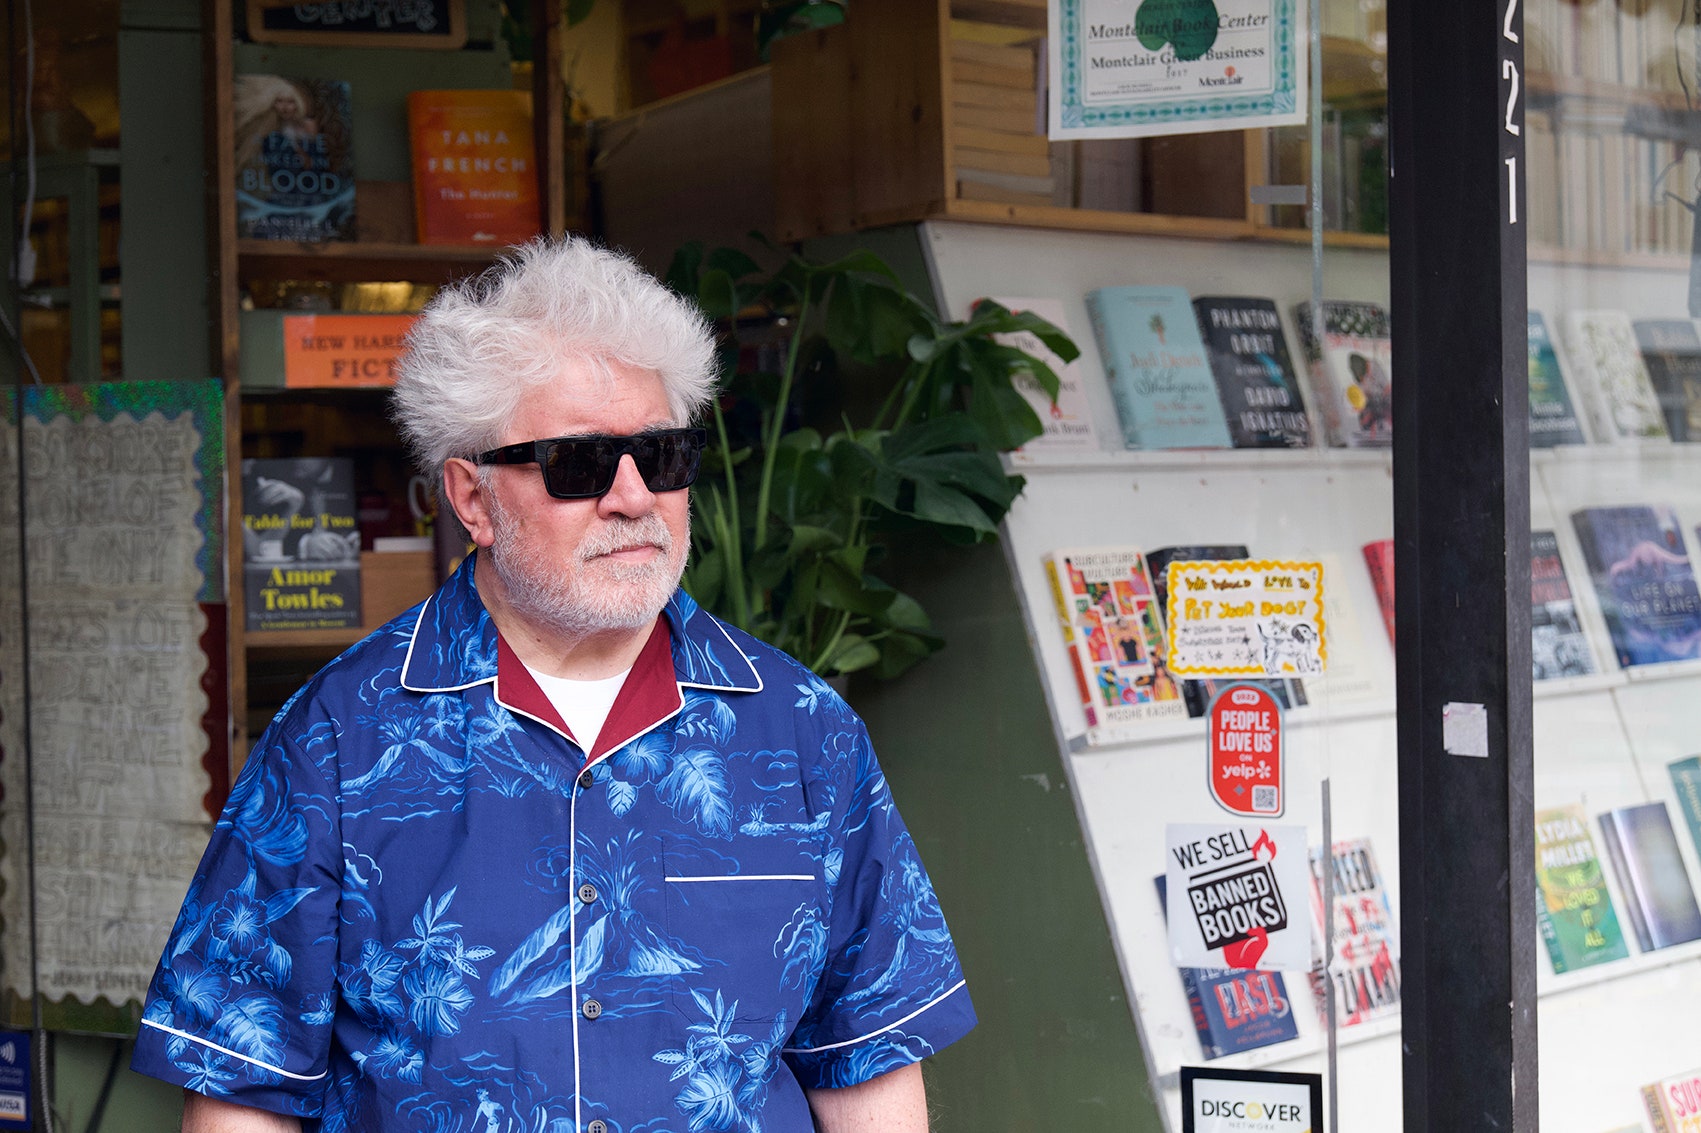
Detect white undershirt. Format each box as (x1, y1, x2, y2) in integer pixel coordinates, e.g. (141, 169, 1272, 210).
(523, 663, 631, 752)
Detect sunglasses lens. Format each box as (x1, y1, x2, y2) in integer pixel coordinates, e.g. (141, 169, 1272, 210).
(642, 432, 703, 492)
(536, 431, 703, 499)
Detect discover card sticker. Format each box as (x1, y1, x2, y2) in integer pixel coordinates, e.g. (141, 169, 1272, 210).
(1166, 823, 1311, 971)
(1181, 1067, 1322, 1133)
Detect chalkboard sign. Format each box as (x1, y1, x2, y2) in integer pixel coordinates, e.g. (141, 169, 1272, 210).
(247, 0, 468, 49)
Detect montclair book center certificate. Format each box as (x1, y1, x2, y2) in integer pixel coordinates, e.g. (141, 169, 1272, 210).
(1049, 0, 1307, 139)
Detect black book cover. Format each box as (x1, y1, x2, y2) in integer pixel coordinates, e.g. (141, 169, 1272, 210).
(1193, 297, 1313, 449)
(243, 457, 362, 632)
(1633, 317, 1701, 442)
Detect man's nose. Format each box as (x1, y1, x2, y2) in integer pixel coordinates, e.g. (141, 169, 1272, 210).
(597, 453, 656, 517)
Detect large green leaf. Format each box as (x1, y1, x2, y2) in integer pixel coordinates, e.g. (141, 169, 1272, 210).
(969, 364, 1046, 451)
(825, 634, 881, 674)
(665, 242, 705, 297)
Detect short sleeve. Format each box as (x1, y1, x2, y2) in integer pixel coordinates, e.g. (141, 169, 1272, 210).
(129, 701, 344, 1118)
(782, 722, 976, 1089)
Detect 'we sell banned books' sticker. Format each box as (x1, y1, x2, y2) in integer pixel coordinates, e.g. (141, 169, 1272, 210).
(1163, 561, 1327, 677)
(1167, 823, 1311, 971)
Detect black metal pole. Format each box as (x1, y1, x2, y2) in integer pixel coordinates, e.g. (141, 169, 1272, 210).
(1389, 0, 1537, 1126)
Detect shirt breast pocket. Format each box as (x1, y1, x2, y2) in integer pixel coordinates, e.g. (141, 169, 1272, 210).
(662, 837, 826, 1027)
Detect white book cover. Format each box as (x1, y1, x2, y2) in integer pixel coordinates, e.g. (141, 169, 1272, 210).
(985, 297, 1101, 454)
(1561, 309, 1670, 443)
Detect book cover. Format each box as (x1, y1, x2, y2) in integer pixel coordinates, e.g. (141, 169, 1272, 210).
(1569, 505, 1701, 666)
(1192, 296, 1313, 449)
(1527, 311, 1590, 446)
(233, 75, 355, 242)
(1562, 310, 1670, 442)
(1596, 801, 1701, 952)
(1533, 804, 1628, 973)
(1041, 546, 1188, 741)
(1642, 1068, 1701, 1133)
(1154, 876, 1300, 1060)
(243, 458, 362, 632)
(1672, 757, 1701, 863)
(1146, 544, 1308, 718)
(1530, 529, 1597, 680)
(1362, 538, 1396, 646)
(986, 297, 1100, 453)
(1309, 838, 1401, 1029)
(1292, 300, 1394, 448)
(1083, 285, 1233, 450)
(407, 89, 541, 246)
(1634, 317, 1701, 442)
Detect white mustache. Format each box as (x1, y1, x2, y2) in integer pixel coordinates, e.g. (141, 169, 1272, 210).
(578, 515, 673, 561)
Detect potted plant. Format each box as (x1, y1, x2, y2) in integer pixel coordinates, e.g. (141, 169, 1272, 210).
(668, 242, 1078, 679)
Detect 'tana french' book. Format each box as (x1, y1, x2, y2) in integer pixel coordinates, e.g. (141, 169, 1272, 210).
(1084, 285, 1233, 450)
(1292, 300, 1393, 448)
(1530, 529, 1596, 680)
(1562, 310, 1670, 443)
(1192, 296, 1313, 449)
(1534, 804, 1628, 974)
(408, 89, 542, 246)
(1527, 311, 1590, 446)
(1569, 505, 1701, 667)
(1041, 546, 1188, 742)
(1597, 801, 1701, 953)
(1642, 1067, 1701, 1133)
(232, 74, 355, 242)
(985, 297, 1100, 454)
(1308, 838, 1400, 1029)
(1634, 317, 1701, 443)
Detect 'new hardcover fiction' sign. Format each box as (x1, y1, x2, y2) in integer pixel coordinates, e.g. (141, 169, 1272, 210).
(1167, 822, 1310, 971)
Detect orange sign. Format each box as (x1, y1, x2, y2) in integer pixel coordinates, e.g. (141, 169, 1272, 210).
(281, 314, 416, 388)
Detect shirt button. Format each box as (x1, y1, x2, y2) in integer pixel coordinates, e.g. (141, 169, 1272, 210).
(582, 998, 603, 1020)
(578, 883, 598, 905)
(577, 768, 596, 789)
(588, 1122, 608, 1133)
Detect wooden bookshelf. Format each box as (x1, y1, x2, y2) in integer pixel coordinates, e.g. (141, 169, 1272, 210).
(236, 240, 502, 285)
(244, 550, 436, 653)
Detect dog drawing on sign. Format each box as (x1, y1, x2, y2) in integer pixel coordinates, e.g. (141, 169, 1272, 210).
(1257, 618, 1321, 674)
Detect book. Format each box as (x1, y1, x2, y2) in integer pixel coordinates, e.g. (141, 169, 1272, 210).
(1040, 546, 1188, 741)
(1642, 1068, 1701, 1133)
(407, 89, 541, 246)
(1672, 757, 1701, 863)
(1526, 311, 1590, 446)
(1569, 505, 1701, 666)
(1562, 310, 1670, 442)
(1145, 544, 1307, 718)
(1533, 804, 1628, 973)
(1634, 317, 1701, 442)
(1192, 296, 1313, 449)
(1083, 285, 1233, 450)
(232, 74, 355, 242)
(242, 457, 362, 632)
(1362, 538, 1395, 646)
(1292, 301, 1394, 447)
(1529, 529, 1597, 680)
(985, 297, 1100, 453)
(1309, 837, 1401, 1028)
(1154, 876, 1300, 1060)
(1597, 802, 1701, 952)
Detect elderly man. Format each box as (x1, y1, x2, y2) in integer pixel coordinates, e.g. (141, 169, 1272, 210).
(132, 238, 975, 1132)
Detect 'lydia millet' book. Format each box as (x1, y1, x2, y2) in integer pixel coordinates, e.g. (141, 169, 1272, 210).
(243, 457, 362, 632)
(1084, 285, 1233, 450)
(1534, 804, 1628, 974)
(1530, 529, 1596, 680)
(233, 74, 355, 242)
(1192, 296, 1313, 449)
(1527, 311, 1590, 446)
(985, 297, 1100, 454)
(1041, 546, 1188, 742)
(1563, 310, 1670, 443)
(1309, 838, 1401, 1029)
(1597, 801, 1701, 953)
(1154, 876, 1300, 1060)
(1634, 317, 1701, 443)
(1292, 300, 1393, 448)
(1570, 505, 1701, 667)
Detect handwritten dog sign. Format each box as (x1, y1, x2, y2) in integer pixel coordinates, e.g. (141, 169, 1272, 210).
(1165, 822, 1311, 971)
(1163, 560, 1327, 677)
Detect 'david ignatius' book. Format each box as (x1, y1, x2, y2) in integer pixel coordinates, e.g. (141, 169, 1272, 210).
(1534, 804, 1628, 973)
(1527, 311, 1590, 446)
(233, 74, 355, 242)
(1563, 310, 1670, 442)
(1570, 505, 1701, 667)
(1530, 529, 1596, 680)
(1041, 546, 1187, 742)
(243, 458, 362, 632)
(1084, 285, 1233, 450)
(1309, 838, 1400, 1029)
(1192, 296, 1313, 449)
(1643, 1067, 1701, 1133)
(408, 89, 541, 246)
(1634, 317, 1701, 442)
(985, 297, 1100, 454)
(1597, 801, 1701, 953)
(1292, 300, 1393, 448)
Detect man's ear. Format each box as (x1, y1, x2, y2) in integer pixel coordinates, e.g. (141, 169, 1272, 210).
(441, 458, 497, 549)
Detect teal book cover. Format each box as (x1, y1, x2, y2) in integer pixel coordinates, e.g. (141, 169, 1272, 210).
(1672, 757, 1701, 863)
(1085, 285, 1233, 450)
(1528, 311, 1589, 446)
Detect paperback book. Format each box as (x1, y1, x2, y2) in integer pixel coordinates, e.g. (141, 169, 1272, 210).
(1362, 538, 1395, 646)
(1041, 546, 1188, 742)
(1309, 838, 1401, 1029)
(1534, 804, 1628, 973)
(1634, 317, 1701, 442)
(986, 297, 1100, 453)
(1597, 801, 1701, 953)
(1673, 757, 1701, 862)
(233, 75, 355, 242)
(243, 457, 362, 632)
(1642, 1067, 1701, 1133)
(1530, 529, 1596, 680)
(1083, 285, 1233, 450)
(1527, 311, 1590, 446)
(1563, 310, 1670, 442)
(1292, 301, 1394, 447)
(1192, 296, 1313, 449)
(1570, 505, 1701, 667)
(408, 89, 541, 246)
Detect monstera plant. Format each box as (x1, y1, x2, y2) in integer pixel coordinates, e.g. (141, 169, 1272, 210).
(667, 243, 1077, 680)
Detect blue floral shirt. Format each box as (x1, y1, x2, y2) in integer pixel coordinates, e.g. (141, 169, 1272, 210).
(132, 555, 975, 1132)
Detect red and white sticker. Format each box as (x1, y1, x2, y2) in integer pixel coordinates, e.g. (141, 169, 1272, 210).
(1208, 683, 1284, 817)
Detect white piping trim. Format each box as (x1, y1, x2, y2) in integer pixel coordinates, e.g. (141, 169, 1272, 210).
(665, 874, 816, 883)
(399, 593, 493, 695)
(678, 612, 764, 693)
(139, 1019, 328, 1082)
(780, 980, 968, 1055)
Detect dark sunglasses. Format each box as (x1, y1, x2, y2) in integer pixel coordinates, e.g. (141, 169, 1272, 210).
(471, 428, 707, 500)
